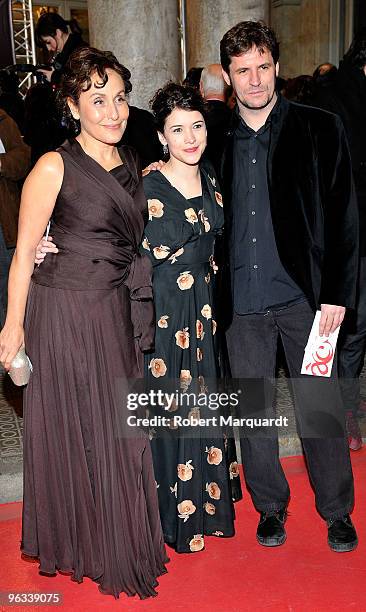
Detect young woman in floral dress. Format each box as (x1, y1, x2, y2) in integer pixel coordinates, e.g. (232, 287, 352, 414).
(142, 83, 241, 554)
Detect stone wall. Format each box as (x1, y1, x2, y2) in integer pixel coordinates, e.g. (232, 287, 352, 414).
(270, 0, 332, 78)
(186, 0, 269, 68)
(87, 0, 181, 109)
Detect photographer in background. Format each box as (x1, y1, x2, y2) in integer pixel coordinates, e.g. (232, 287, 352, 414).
(23, 14, 88, 163)
(35, 13, 88, 85)
(0, 109, 30, 326)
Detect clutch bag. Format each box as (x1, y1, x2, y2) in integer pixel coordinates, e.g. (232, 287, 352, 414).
(8, 348, 33, 386)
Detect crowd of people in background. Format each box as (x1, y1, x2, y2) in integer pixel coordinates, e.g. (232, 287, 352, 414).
(0, 13, 365, 601)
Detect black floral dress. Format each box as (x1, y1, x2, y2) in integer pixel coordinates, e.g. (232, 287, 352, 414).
(142, 163, 242, 553)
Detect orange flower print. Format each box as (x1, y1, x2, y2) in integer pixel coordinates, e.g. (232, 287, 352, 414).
(206, 446, 223, 465)
(230, 462, 240, 479)
(178, 499, 196, 522)
(205, 272, 211, 284)
(206, 482, 221, 500)
(196, 319, 204, 340)
(148, 198, 164, 220)
(153, 245, 170, 259)
(209, 255, 218, 273)
(177, 271, 194, 290)
(177, 459, 194, 482)
(197, 347, 203, 361)
(149, 358, 167, 378)
(212, 531, 224, 536)
(198, 209, 211, 233)
(175, 328, 190, 349)
(212, 319, 217, 335)
(184, 208, 198, 224)
(162, 396, 178, 412)
(168, 417, 179, 430)
(180, 369, 192, 390)
(157, 315, 169, 329)
(189, 534, 205, 552)
(188, 407, 200, 423)
(142, 236, 150, 251)
(170, 482, 178, 497)
(198, 375, 208, 393)
(201, 304, 212, 320)
(215, 191, 223, 207)
(204, 502, 216, 515)
(169, 246, 184, 264)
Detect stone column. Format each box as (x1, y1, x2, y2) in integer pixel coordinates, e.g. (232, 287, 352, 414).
(185, 0, 270, 68)
(87, 0, 181, 109)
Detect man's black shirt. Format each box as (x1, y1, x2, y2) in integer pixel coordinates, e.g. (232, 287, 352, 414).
(232, 96, 305, 314)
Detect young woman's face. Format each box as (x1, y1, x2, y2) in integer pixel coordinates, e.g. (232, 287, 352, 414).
(41, 29, 65, 54)
(68, 69, 129, 146)
(160, 107, 207, 166)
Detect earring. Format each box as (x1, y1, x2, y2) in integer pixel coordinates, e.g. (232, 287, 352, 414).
(163, 144, 169, 155)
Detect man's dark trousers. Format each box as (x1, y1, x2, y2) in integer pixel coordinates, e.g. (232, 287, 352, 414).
(339, 257, 366, 415)
(226, 300, 354, 520)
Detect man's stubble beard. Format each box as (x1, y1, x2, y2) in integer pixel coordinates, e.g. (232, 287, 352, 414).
(238, 88, 276, 111)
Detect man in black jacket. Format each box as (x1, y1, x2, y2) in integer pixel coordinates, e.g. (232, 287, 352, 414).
(220, 21, 359, 552)
(312, 29, 366, 451)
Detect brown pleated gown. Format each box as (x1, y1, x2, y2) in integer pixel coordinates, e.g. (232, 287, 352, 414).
(21, 139, 168, 599)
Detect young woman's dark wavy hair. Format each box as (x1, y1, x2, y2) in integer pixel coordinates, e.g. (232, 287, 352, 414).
(35, 13, 81, 48)
(149, 82, 207, 134)
(220, 21, 280, 74)
(57, 47, 132, 135)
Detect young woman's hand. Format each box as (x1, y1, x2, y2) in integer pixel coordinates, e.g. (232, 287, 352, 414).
(35, 236, 58, 265)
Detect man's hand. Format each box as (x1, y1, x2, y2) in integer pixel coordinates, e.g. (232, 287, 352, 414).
(142, 160, 165, 177)
(35, 236, 58, 265)
(319, 304, 345, 336)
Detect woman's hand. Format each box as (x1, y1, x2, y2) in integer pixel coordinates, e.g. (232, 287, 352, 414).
(142, 160, 165, 177)
(0, 323, 25, 371)
(35, 235, 58, 265)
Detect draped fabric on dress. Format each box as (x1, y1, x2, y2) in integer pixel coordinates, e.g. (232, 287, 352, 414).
(22, 139, 168, 599)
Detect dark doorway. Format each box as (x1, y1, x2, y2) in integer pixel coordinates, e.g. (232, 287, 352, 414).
(354, 0, 366, 33)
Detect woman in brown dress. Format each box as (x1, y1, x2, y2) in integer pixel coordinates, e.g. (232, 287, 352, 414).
(0, 48, 168, 599)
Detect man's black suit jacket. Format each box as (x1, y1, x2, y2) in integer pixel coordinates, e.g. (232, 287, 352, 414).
(218, 96, 359, 329)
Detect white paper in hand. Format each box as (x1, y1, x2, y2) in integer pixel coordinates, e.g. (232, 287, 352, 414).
(301, 311, 340, 377)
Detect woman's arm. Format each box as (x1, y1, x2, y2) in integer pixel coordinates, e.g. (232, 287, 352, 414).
(0, 152, 63, 369)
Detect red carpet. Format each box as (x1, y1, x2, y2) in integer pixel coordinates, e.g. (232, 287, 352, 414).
(1, 451, 366, 611)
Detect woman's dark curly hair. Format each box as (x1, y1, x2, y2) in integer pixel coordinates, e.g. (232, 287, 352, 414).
(57, 47, 132, 134)
(150, 82, 207, 133)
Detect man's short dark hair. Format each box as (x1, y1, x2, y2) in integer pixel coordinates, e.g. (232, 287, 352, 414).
(220, 21, 280, 74)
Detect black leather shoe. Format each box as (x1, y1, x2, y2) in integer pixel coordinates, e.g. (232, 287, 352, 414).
(256, 509, 287, 547)
(327, 515, 358, 552)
